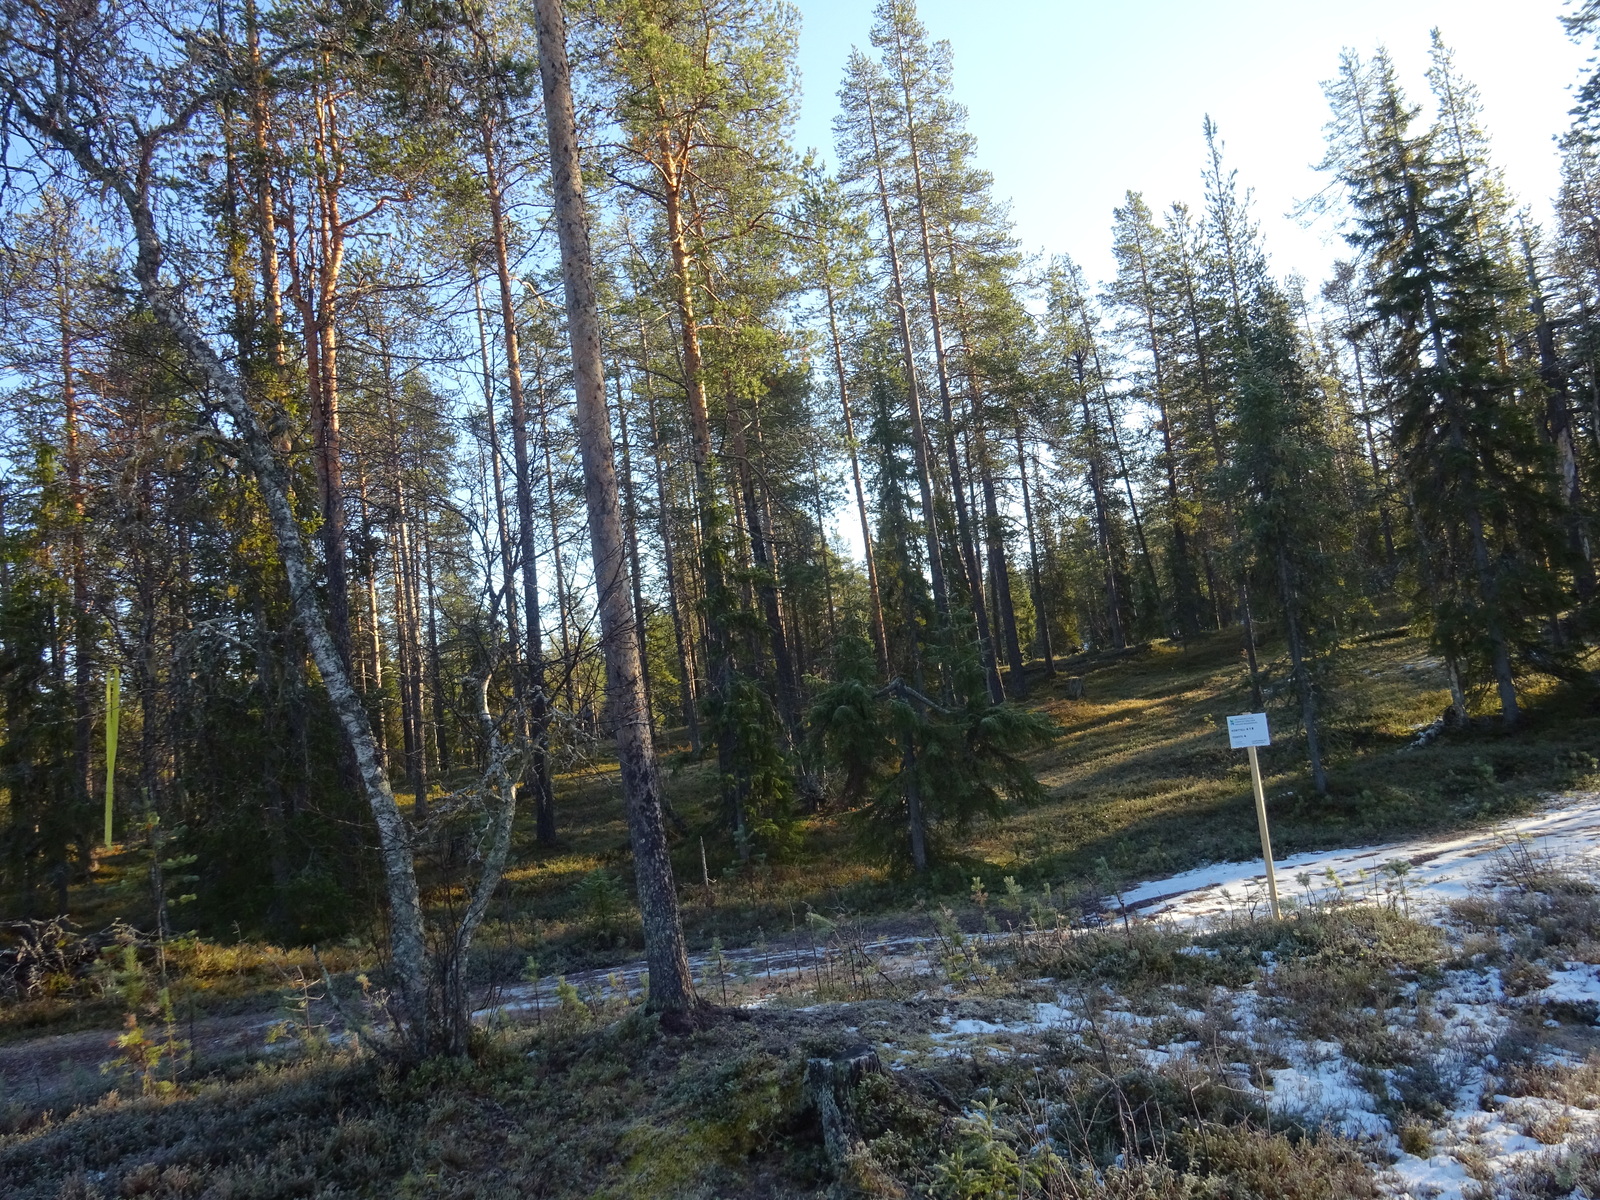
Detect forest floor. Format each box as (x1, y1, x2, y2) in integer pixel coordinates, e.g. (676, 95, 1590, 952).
(491, 621, 1600, 979)
(8, 790, 1600, 1197)
(7, 624, 1600, 1197)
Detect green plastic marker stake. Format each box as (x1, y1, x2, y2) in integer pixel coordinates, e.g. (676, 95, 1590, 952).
(104, 666, 120, 846)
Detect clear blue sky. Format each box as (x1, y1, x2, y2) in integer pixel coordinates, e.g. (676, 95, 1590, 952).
(793, 0, 1591, 289)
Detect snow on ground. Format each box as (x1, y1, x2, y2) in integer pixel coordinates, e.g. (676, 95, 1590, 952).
(1123, 789, 1600, 922)
(1370, 958, 1600, 1200)
(887, 792, 1600, 1199)
(898, 929, 1600, 1199)
(476, 792, 1600, 1021)
(470, 791, 1600, 1197)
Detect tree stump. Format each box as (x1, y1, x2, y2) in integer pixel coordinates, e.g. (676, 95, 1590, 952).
(1064, 676, 1084, 700)
(805, 1044, 903, 1195)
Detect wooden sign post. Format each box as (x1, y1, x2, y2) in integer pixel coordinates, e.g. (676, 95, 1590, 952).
(1227, 712, 1281, 920)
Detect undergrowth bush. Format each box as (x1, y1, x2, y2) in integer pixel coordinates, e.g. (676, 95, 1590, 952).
(926, 1088, 1378, 1200)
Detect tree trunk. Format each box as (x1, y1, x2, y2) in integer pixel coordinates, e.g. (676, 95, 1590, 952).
(1074, 367, 1125, 650)
(53, 229, 93, 845)
(480, 110, 556, 843)
(940, 248, 1022, 694)
(381, 332, 428, 817)
(1173, 238, 1262, 693)
(1335, 291, 1398, 575)
(862, 90, 950, 630)
(1128, 224, 1202, 636)
(639, 329, 702, 753)
(1276, 546, 1326, 794)
(532, 348, 577, 713)
(1422, 276, 1518, 725)
(808, 464, 839, 661)
(422, 517, 448, 773)
(391, 473, 426, 817)
(244, 0, 287, 375)
(106, 166, 431, 1051)
(614, 371, 655, 734)
(978, 451, 1024, 692)
(823, 278, 890, 676)
(531, 0, 697, 1017)
(305, 80, 354, 673)
(474, 277, 524, 674)
(729, 391, 802, 742)
(900, 100, 1002, 703)
(1527, 244, 1595, 600)
(650, 111, 744, 826)
(1014, 427, 1054, 674)
(901, 731, 926, 874)
(352, 451, 389, 768)
(1071, 283, 1161, 631)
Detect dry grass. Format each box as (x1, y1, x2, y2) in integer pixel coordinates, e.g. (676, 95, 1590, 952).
(10, 813, 1598, 1198)
(24, 623, 1594, 1024)
(458, 624, 1600, 991)
(3, 624, 1600, 1196)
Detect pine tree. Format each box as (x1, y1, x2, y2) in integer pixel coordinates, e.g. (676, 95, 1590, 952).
(1110, 191, 1207, 638)
(532, 0, 698, 1017)
(796, 168, 893, 677)
(835, 48, 954, 643)
(1228, 280, 1353, 795)
(594, 0, 802, 848)
(1039, 258, 1138, 650)
(0, 193, 119, 893)
(866, 0, 1005, 701)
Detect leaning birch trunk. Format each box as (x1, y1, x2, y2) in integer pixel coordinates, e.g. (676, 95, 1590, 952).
(530, 0, 698, 1017)
(105, 177, 432, 1051)
(0, 11, 545, 1058)
(438, 674, 522, 1056)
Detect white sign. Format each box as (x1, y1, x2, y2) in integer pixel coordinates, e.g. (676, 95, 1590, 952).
(1227, 712, 1271, 749)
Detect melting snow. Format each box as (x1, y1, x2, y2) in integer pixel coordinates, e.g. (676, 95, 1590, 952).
(1123, 790, 1600, 921)
(908, 792, 1600, 1199)
(465, 791, 1600, 1197)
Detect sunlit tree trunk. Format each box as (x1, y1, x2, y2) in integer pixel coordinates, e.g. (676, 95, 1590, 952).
(531, 0, 697, 1017)
(822, 277, 890, 675)
(480, 106, 557, 842)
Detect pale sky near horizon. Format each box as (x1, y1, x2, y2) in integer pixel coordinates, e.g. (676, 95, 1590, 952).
(792, 0, 1592, 292)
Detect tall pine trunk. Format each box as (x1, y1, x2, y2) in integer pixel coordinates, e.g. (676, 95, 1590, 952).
(896, 80, 1002, 701)
(531, 0, 697, 1017)
(729, 391, 802, 741)
(638, 329, 702, 753)
(481, 108, 557, 841)
(823, 278, 890, 675)
(862, 89, 950, 631)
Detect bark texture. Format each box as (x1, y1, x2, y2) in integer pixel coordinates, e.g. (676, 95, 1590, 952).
(530, 0, 697, 1016)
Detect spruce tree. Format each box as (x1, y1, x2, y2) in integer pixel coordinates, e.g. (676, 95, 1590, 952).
(1110, 191, 1207, 638)
(1326, 52, 1563, 726)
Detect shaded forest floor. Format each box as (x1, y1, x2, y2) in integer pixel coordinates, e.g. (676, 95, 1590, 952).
(6, 622, 1600, 1197)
